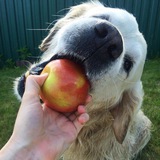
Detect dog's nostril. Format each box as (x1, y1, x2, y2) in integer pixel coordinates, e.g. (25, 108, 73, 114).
(108, 44, 121, 59)
(94, 22, 123, 60)
(94, 22, 108, 38)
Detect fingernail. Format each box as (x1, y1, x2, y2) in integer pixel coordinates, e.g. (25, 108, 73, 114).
(79, 113, 89, 124)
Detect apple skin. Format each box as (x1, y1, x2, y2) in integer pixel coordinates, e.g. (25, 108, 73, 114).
(40, 59, 90, 112)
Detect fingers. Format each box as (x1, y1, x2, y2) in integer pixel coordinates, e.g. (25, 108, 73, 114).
(85, 95, 92, 105)
(22, 74, 48, 105)
(78, 113, 89, 125)
(64, 95, 92, 121)
(77, 105, 89, 124)
(77, 95, 91, 125)
(73, 105, 89, 133)
(24, 74, 48, 95)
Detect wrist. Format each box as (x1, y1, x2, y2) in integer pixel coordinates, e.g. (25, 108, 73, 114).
(0, 135, 63, 160)
(0, 136, 35, 160)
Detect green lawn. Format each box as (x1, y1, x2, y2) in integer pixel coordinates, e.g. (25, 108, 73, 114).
(137, 59, 160, 160)
(0, 59, 160, 159)
(0, 67, 26, 148)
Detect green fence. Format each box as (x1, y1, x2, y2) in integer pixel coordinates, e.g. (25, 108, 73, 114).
(0, 0, 160, 63)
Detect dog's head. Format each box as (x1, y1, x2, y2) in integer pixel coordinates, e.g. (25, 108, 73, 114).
(15, 1, 147, 143)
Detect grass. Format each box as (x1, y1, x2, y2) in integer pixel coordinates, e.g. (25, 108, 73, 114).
(136, 59, 160, 160)
(0, 59, 160, 159)
(0, 67, 26, 148)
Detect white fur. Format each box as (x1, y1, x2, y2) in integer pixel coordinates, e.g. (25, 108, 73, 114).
(15, 1, 151, 160)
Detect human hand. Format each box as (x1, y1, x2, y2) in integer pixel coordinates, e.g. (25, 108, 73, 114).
(0, 74, 91, 160)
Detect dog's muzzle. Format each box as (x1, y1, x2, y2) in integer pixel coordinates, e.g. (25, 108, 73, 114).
(54, 17, 123, 74)
(17, 17, 123, 98)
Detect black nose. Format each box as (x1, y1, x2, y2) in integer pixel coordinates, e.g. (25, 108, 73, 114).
(94, 22, 123, 60)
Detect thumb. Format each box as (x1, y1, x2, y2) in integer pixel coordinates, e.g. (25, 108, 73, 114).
(22, 74, 48, 104)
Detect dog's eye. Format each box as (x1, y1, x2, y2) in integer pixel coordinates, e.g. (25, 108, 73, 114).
(124, 58, 133, 73)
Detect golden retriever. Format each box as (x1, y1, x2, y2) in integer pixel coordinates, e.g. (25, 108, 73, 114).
(15, 1, 151, 160)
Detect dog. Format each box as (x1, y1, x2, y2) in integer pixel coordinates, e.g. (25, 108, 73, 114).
(14, 1, 151, 160)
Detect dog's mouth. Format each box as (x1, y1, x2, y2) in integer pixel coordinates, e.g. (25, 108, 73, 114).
(17, 53, 88, 98)
(29, 53, 86, 76)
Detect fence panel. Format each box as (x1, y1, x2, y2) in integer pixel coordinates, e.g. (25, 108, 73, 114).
(0, 0, 160, 63)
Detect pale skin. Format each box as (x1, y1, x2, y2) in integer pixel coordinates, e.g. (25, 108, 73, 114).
(0, 74, 90, 160)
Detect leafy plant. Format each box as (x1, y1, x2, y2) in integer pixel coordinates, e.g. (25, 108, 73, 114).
(0, 54, 16, 68)
(5, 58, 15, 68)
(17, 47, 32, 60)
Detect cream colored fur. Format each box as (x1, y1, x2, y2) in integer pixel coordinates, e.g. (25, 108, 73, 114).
(16, 1, 151, 160)
(54, 3, 151, 160)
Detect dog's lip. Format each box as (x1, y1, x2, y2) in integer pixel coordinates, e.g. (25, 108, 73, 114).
(53, 53, 91, 84)
(28, 53, 86, 76)
(53, 54, 85, 68)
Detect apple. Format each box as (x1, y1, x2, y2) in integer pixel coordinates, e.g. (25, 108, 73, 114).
(40, 59, 90, 112)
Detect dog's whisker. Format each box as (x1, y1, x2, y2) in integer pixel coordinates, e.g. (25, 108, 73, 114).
(46, 22, 53, 25)
(105, 73, 121, 106)
(46, 8, 71, 31)
(57, 7, 70, 14)
(116, 73, 137, 84)
(46, 21, 57, 30)
(51, 14, 65, 18)
(46, 18, 73, 31)
(104, 0, 112, 7)
(25, 63, 33, 70)
(26, 29, 50, 31)
(8, 77, 18, 81)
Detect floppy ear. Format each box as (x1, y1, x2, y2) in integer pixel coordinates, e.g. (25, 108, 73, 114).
(110, 82, 143, 144)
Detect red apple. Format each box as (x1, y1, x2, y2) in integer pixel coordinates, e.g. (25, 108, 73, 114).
(40, 59, 90, 112)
